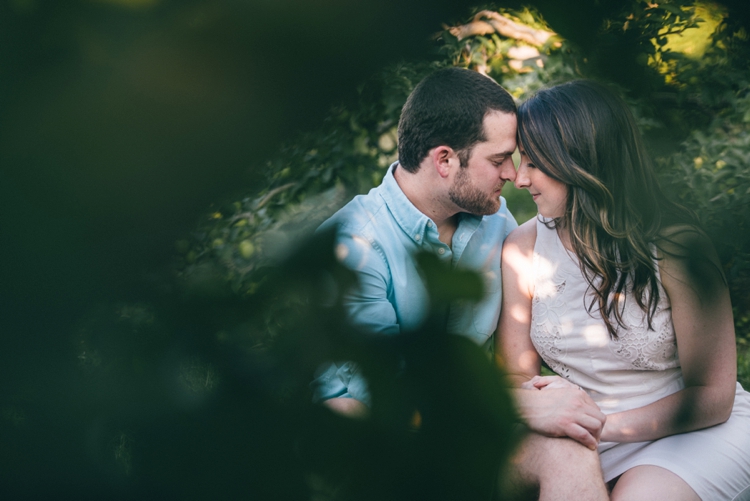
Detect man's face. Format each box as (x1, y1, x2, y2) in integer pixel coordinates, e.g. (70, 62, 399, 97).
(448, 111, 517, 215)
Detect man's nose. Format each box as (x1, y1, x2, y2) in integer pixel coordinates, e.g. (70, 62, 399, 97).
(501, 160, 517, 181)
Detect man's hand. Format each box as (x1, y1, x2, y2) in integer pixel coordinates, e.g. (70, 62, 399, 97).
(323, 397, 369, 418)
(514, 384, 606, 450)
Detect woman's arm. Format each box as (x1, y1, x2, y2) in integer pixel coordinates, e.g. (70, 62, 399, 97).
(600, 227, 737, 443)
(496, 219, 540, 384)
(497, 220, 606, 449)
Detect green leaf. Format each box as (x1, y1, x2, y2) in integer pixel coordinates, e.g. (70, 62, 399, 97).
(661, 4, 685, 17)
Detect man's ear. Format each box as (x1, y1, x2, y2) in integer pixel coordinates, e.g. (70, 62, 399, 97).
(430, 146, 458, 179)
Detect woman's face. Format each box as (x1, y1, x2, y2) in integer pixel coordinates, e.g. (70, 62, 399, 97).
(515, 151, 568, 218)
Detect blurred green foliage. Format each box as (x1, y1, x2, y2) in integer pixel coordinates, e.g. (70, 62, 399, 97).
(60, 231, 520, 499)
(652, 9, 750, 345)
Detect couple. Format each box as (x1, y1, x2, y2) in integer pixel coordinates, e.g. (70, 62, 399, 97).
(312, 68, 750, 500)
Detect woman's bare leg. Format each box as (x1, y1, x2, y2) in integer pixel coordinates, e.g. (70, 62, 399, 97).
(610, 465, 700, 501)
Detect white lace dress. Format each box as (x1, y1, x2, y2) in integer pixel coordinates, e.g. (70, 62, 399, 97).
(530, 217, 750, 500)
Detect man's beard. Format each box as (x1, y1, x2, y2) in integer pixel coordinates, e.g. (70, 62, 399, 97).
(448, 167, 501, 215)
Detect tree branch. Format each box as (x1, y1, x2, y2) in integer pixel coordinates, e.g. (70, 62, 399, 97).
(448, 10, 555, 46)
(256, 182, 298, 209)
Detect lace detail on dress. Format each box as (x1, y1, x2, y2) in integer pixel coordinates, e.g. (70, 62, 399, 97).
(529, 218, 680, 388)
(532, 321, 571, 379)
(609, 297, 678, 371)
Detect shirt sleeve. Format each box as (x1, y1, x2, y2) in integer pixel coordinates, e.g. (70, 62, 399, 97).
(310, 229, 399, 406)
(336, 232, 400, 336)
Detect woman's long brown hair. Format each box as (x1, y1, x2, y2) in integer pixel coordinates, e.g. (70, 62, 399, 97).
(517, 80, 700, 338)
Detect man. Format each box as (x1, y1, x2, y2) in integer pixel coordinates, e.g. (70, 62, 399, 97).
(313, 67, 609, 500)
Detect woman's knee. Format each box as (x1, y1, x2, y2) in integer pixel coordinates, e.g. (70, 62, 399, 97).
(610, 465, 700, 501)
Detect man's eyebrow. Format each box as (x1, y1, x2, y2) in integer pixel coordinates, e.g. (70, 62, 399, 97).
(488, 151, 514, 160)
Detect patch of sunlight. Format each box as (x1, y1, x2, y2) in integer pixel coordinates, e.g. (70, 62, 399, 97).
(596, 397, 622, 413)
(583, 324, 609, 348)
(533, 255, 562, 298)
(350, 235, 371, 271)
(659, 2, 726, 59)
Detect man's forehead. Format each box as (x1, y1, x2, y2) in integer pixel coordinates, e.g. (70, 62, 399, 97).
(482, 111, 517, 134)
(484, 109, 518, 122)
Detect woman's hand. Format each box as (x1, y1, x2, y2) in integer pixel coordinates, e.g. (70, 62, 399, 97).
(522, 375, 583, 392)
(516, 385, 606, 450)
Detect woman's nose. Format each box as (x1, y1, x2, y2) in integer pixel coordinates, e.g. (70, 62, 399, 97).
(515, 164, 530, 188)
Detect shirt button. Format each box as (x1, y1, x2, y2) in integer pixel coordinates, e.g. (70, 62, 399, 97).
(415, 234, 421, 241)
(438, 248, 445, 255)
(427, 221, 433, 228)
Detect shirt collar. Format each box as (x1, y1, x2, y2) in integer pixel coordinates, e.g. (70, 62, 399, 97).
(379, 162, 483, 246)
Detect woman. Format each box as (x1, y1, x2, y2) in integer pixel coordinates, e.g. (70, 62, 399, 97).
(498, 80, 750, 500)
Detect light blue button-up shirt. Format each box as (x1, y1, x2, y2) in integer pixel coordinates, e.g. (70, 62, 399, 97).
(313, 163, 517, 404)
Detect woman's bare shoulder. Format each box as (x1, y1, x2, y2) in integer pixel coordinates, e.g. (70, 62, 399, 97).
(502, 218, 538, 298)
(658, 223, 707, 244)
(656, 224, 718, 263)
(656, 223, 726, 292)
(504, 217, 538, 256)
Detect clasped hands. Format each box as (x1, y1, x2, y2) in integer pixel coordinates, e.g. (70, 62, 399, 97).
(517, 375, 606, 450)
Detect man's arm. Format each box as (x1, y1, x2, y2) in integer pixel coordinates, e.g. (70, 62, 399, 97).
(334, 233, 400, 336)
(323, 396, 369, 418)
(496, 220, 605, 449)
(311, 230, 400, 414)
